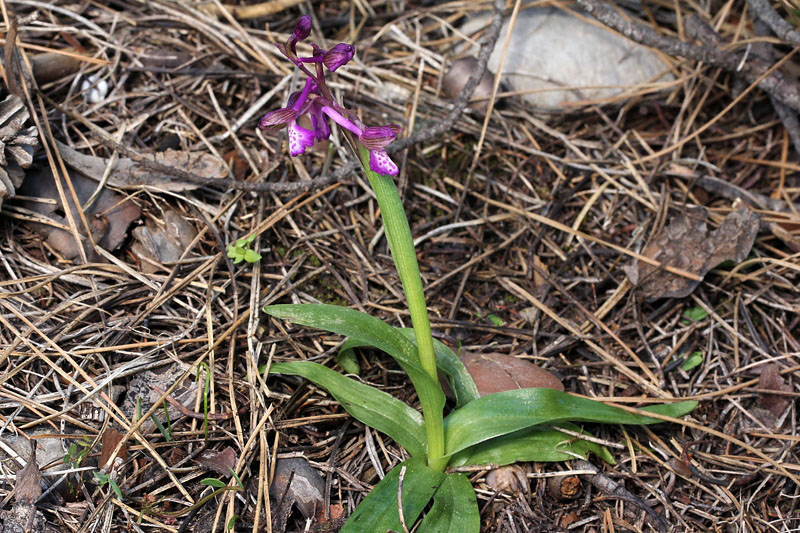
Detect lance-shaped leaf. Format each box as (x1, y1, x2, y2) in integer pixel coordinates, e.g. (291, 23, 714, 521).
(443, 388, 697, 458)
(449, 422, 615, 467)
(339, 328, 479, 408)
(264, 303, 445, 449)
(340, 457, 445, 533)
(417, 472, 479, 533)
(269, 361, 426, 457)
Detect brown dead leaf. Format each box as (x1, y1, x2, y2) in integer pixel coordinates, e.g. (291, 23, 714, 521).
(131, 209, 197, 273)
(624, 206, 759, 300)
(196, 446, 237, 475)
(758, 364, 792, 417)
(99, 428, 127, 472)
(223, 149, 249, 181)
(55, 140, 227, 191)
(461, 352, 563, 396)
(269, 457, 325, 520)
(17, 166, 141, 262)
(14, 441, 41, 506)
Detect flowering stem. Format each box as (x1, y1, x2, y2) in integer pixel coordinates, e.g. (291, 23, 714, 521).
(355, 143, 445, 468)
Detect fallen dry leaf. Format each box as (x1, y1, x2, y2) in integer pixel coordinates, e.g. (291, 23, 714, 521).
(196, 446, 237, 475)
(269, 457, 325, 520)
(461, 352, 563, 396)
(131, 209, 197, 272)
(17, 166, 141, 262)
(99, 428, 127, 472)
(758, 364, 792, 417)
(624, 206, 759, 300)
(13, 441, 41, 506)
(55, 140, 227, 191)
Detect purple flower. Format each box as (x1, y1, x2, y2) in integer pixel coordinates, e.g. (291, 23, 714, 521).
(257, 78, 314, 131)
(258, 16, 402, 175)
(323, 43, 355, 72)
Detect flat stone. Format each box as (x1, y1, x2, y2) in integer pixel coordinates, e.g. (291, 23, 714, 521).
(460, 7, 674, 110)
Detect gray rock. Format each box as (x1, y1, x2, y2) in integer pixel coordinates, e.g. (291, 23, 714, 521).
(460, 7, 674, 110)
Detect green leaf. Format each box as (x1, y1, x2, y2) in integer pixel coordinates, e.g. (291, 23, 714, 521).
(269, 361, 427, 457)
(449, 422, 615, 467)
(337, 339, 362, 374)
(243, 249, 262, 263)
(341, 457, 445, 533)
(338, 328, 479, 407)
(226, 246, 238, 259)
(681, 351, 703, 371)
(682, 306, 709, 322)
(487, 314, 504, 326)
(235, 238, 248, 247)
(443, 388, 697, 458)
(264, 304, 444, 449)
(109, 479, 123, 500)
(229, 469, 244, 490)
(227, 515, 238, 530)
(418, 473, 479, 533)
(201, 478, 227, 488)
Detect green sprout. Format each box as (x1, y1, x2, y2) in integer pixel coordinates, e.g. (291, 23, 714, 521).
(226, 234, 261, 264)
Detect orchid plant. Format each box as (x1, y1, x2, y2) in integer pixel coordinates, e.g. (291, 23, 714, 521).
(260, 16, 696, 532)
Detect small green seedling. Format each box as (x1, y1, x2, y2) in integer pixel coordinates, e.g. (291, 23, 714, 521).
(227, 234, 261, 264)
(64, 436, 93, 468)
(94, 471, 123, 500)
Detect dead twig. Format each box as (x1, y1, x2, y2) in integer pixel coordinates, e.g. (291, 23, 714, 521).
(576, 0, 800, 112)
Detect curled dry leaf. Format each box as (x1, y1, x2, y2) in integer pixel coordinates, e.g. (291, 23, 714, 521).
(758, 364, 792, 418)
(131, 209, 197, 273)
(485, 463, 531, 495)
(17, 166, 141, 262)
(269, 457, 325, 520)
(196, 446, 237, 475)
(624, 206, 760, 300)
(460, 352, 563, 397)
(55, 140, 227, 191)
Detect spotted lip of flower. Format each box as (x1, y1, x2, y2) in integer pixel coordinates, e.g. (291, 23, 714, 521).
(323, 43, 355, 72)
(359, 125, 401, 176)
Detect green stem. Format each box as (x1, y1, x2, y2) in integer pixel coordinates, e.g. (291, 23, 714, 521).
(356, 144, 445, 469)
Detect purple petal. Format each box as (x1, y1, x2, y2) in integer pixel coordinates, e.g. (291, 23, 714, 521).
(369, 149, 398, 176)
(359, 125, 400, 150)
(320, 105, 363, 136)
(323, 43, 355, 72)
(310, 112, 330, 141)
(288, 120, 315, 156)
(258, 107, 297, 131)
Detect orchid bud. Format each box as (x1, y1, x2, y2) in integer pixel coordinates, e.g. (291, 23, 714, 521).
(287, 15, 312, 54)
(323, 43, 355, 72)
